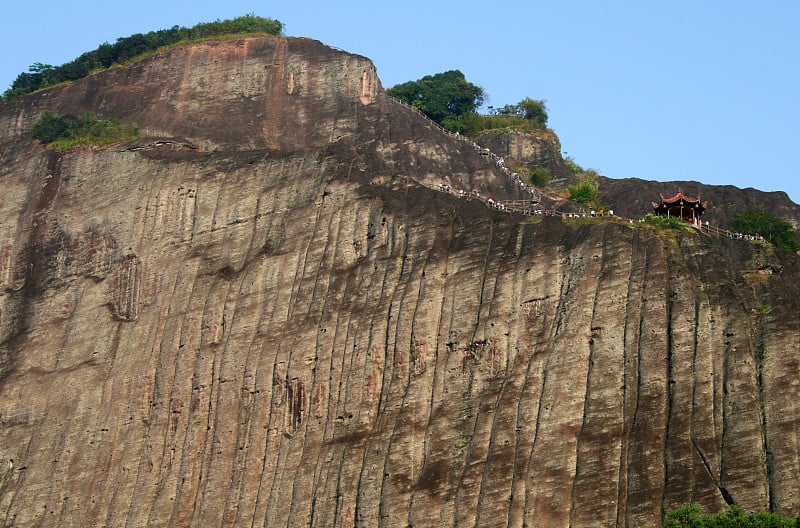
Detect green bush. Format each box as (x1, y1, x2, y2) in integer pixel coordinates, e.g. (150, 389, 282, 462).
(466, 113, 522, 134)
(568, 180, 597, 204)
(32, 111, 140, 150)
(727, 208, 799, 252)
(664, 503, 797, 527)
(640, 213, 695, 232)
(487, 98, 548, 129)
(3, 14, 283, 99)
(567, 171, 599, 204)
(517, 98, 548, 128)
(451, 112, 550, 136)
(528, 167, 551, 188)
(31, 111, 73, 143)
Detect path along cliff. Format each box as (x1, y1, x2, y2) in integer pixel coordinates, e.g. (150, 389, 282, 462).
(0, 36, 799, 527)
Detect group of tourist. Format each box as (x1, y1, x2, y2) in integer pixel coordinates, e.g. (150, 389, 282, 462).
(423, 113, 766, 245)
(436, 141, 602, 217)
(394, 96, 769, 246)
(728, 231, 764, 241)
(436, 180, 767, 247)
(470, 141, 540, 202)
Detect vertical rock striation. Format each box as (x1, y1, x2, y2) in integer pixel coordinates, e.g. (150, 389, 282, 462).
(0, 36, 798, 527)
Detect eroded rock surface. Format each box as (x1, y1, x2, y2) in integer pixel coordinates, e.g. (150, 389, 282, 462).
(0, 36, 799, 528)
(597, 175, 800, 229)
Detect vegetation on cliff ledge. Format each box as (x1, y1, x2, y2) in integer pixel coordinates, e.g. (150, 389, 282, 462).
(32, 111, 140, 150)
(726, 208, 800, 252)
(2, 14, 283, 99)
(638, 213, 697, 233)
(663, 503, 798, 527)
(387, 70, 548, 136)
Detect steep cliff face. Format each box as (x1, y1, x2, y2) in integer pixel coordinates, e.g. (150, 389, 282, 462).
(475, 129, 574, 187)
(0, 36, 799, 528)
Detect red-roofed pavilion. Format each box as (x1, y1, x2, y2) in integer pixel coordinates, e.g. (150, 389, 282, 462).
(653, 191, 706, 224)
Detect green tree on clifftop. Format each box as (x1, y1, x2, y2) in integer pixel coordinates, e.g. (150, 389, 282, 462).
(3, 14, 284, 99)
(518, 97, 548, 127)
(494, 98, 548, 127)
(387, 70, 485, 132)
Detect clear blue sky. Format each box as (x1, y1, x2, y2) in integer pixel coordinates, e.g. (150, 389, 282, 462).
(3, 0, 799, 204)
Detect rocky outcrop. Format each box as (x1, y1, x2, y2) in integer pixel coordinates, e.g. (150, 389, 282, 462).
(475, 129, 800, 228)
(597, 175, 800, 229)
(475, 129, 574, 187)
(0, 36, 799, 528)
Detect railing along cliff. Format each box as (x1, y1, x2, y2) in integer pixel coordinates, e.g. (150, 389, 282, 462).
(388, 96, 541, 204)
(387, 96, 464, 140)
(700, 223, 766, 241)
(389, 97, 766, 245)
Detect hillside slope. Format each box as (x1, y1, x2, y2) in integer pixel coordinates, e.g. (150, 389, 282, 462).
(0, 36, 799, 527)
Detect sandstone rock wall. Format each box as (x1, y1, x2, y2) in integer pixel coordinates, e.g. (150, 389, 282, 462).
(0, 37, 798, 528)
(0, 37, 380, 152)
(475, 129, 574, 187)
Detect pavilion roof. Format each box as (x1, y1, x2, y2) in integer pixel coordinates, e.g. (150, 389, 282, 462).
(652, 190, 707, 218)
(657, 191, 703, 205)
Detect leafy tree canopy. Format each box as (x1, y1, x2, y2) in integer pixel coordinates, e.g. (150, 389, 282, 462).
(3, 14, 283, 99)
(388, 71, 549, 135)
(387, 70, 484, 131)
(518, 97, 548, 127)
(490, 98, 548, 128)
(727, 208, 800, 252)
